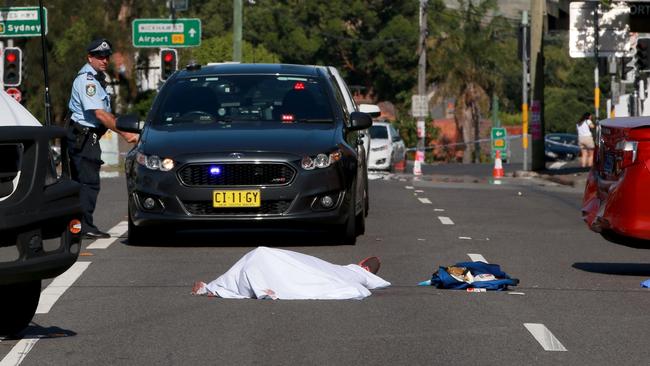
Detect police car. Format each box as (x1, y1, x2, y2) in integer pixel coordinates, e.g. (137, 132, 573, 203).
(118, 63, 372, 245)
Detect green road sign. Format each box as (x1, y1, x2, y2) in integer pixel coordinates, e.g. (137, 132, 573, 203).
(491, 127, 507, 152)
(0, 7, 47, 38)
(132, 18, 201, 48)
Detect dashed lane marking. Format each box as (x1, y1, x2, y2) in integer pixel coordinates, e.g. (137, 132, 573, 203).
(434, 208, 445, 212)
(524, 323, 568, 352)
(0, 338, 39, 366)
(438, 216, 454, 225)
(86, 221, 128, 249)
(405, 186, 414, 190)
(459, 236, 472, 240)
(468, 253, 487, 262)
(415, 190, 424, 193)
(418, 198, 432, 204)
(36, 261, 91, 314)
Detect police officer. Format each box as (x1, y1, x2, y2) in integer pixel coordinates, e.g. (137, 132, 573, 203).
(67, 38, 139, 239)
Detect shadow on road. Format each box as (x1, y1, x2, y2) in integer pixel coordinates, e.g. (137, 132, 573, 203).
(573, 262, 650, 276)
(4, 324, 77, 341)
(122, 229, 354, 248)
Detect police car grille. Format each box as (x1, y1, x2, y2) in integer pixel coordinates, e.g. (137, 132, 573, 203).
(182, 200, 292, 216)
(178, 163, 295, 186)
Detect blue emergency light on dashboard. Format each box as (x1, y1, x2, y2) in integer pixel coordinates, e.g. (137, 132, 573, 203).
(209, 166, 222, 176)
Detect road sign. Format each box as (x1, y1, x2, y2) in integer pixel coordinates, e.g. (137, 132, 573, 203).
(411, 95, 428, 118)
(0, 7, 47, 38)
(132, 18, 201, 48)
(169, 0, 189, 11)
(569, 2, 634, 58)
(6, 87, 21, 102)
(491, 127, 507, 151)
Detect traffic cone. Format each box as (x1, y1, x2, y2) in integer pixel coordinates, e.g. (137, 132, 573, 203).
(493, 150, 504, 178)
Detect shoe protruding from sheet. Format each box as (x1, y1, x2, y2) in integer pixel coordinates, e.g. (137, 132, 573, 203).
(199, 247, 391, 300)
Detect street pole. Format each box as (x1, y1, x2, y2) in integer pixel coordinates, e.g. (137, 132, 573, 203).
(414, 0, 427, 176)
(521, 11, 529, 171)
(38, 0, 51, 126)
(594, 4, 600, 121)
(530, 0, 545, 171)
(233, 0, 242, 62)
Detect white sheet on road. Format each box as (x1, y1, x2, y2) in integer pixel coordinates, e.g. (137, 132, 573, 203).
(203, 247, 391, 300)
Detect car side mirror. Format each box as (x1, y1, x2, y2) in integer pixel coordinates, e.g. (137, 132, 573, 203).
(392, 135, 401, 142)
(359, 104, 381, 118)
(116, 114, 143, 133)
(349, 111, 372, 131)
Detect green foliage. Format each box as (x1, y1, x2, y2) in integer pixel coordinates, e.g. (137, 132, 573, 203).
(499, 112, 523, 126)
(187, 34, 279, 64)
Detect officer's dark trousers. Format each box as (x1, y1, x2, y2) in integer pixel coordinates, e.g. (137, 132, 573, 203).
(67, 128, 104, 233)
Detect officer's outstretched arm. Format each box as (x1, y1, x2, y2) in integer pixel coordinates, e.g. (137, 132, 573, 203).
(94, 109, 139, 143)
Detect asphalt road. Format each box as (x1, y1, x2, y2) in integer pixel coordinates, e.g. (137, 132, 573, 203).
(2, 170, 650, 365)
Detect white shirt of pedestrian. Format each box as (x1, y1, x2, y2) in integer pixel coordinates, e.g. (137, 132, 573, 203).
(577, 119, 593, 137)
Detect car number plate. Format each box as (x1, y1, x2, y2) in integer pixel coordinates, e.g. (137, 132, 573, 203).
(213, 190, 261, 208)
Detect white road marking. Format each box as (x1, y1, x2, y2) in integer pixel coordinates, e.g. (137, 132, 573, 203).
(418, 198, 432, 204)
(415, 190, 424, 193)
(36, 261, 91, 314)
(0, 338, 39, 366)
(468, 253, 487, 262)
(524, 323, 568, 352)
(459, 236, 472, 240)
(434, 208, 445, 212)
(405, 186, 414, 190)
(86, 221, 128, 249)
(438, 216, 454, 225)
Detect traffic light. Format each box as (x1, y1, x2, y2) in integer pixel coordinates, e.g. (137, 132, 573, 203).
(636, 38, 650, 73)
(622, 57, 636, 82)
(160, 49, 177, 81)
(3, 47, 22, 86)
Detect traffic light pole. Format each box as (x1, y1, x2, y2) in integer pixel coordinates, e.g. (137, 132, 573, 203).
(233, 0, 242, 62)
(38, 0, 51, 126)
(521, 11, 528, 171)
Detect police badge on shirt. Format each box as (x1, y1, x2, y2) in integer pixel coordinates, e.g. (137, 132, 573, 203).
(86, 83, 96, 97)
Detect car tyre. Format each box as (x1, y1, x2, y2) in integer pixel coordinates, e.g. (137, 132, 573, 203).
(338, 187, 358, 245)
(0, 280, 41, 336)
(128, 212, 154, 246)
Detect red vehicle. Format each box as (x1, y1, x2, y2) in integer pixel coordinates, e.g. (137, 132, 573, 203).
(582, 117, 650, 241)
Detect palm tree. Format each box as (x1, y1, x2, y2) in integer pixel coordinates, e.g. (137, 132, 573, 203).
(429, 0, 514, 163)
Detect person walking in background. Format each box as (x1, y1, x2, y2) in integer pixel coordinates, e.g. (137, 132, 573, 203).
(577, 112, 595, 168)
(67, 38, 139, 239)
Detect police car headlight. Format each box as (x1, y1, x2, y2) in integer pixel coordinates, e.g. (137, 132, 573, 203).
(301, 150, 341, 170)
(136, 152, 174, 171)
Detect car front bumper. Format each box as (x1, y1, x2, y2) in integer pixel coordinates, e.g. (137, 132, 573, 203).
(127, 159, 354, 229)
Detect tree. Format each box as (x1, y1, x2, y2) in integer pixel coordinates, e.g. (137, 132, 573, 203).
(428, 0, 517, 163)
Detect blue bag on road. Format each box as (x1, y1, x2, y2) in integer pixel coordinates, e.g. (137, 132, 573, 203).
(425, 262, 519, 291)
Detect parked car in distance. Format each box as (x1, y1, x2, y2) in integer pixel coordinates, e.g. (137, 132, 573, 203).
(582, 117, 650, 242)
(120, 63, 372, 245)
(367, 121, 406, 171)
(0, 91, 82, 336)
(545, 133, 580, 161)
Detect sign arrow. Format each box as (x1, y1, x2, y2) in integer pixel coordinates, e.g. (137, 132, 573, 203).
(189, 28, 196, 38)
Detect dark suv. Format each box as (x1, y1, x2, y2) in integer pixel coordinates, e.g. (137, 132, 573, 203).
(0, 119, 82, 335)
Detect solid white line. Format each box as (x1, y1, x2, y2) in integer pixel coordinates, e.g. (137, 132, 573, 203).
(0, 338, 39, 366)
(36, 262, 91, 314)
(524, 323, 568, 352)
(86, 221, 128, 249)
(418, 198, 432, 204)
(405, 186, 414, 190)
(438, 216, 454, 225)
(468, 253, 488, 263)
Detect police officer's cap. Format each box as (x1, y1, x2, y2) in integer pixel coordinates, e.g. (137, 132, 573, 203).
(87, 38, 113, 57)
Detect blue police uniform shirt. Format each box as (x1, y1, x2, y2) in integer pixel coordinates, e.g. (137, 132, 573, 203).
(68, 63, 111, 128)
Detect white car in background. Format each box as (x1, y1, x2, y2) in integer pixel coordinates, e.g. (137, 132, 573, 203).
(368, 121, 406, 171)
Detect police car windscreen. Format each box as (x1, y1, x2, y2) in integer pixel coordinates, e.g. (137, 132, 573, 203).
(369, 125, 389, 139)
(154, 75, 334, 125)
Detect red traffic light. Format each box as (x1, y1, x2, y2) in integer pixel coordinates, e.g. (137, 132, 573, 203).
(163, 52, 174, 63)
(5, 52, 16, 63)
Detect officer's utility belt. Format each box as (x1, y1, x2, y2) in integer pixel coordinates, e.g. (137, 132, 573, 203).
(70, 122, 107, 149)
